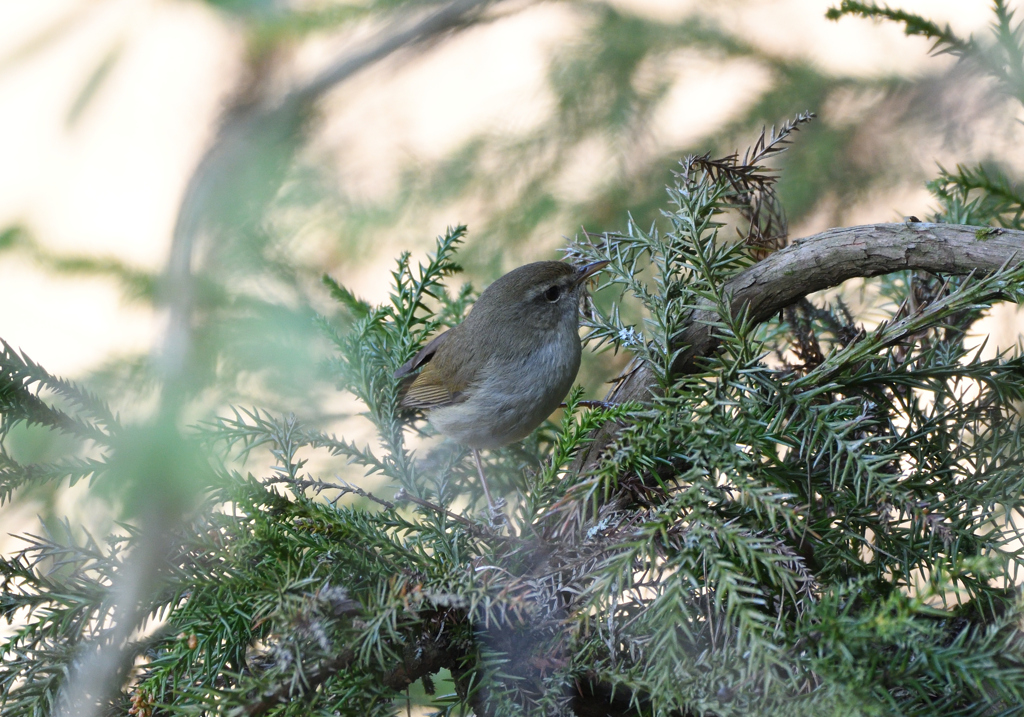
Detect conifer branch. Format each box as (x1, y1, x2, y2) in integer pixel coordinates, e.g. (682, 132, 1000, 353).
(574, 222, 1024, 473)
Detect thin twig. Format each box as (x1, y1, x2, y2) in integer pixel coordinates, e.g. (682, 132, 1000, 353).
(393, 489, 502, 540)
(290, 0, 500, 107)
(289, 475, 396, 509)
(559, 400, 616, 409)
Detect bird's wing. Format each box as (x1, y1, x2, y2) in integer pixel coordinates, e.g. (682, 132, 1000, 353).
(394, 331, 468, 409)
(399, 365, 465, 409)
(394, 331, 450, 378)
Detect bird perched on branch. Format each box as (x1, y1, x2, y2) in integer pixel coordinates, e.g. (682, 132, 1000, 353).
(394, 260, 608, 520)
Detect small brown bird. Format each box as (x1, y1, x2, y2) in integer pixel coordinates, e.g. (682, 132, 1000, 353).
(394, 260, 608, 514)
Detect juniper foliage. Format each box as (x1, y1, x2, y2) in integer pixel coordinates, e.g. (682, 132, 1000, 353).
(6, 4, 1024, 713)
(3, 110, 1024, 715)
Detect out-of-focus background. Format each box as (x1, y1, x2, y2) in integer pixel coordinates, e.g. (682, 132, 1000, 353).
(0, 0, 1020, 547)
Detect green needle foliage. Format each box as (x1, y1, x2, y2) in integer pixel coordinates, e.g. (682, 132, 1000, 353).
(4, 110, 1024, 715)
(6, 4, 1024, 716)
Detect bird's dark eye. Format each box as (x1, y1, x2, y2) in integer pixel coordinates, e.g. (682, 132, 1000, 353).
(544, 285, 561, 302)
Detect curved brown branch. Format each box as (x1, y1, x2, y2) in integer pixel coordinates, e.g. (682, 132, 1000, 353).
(574, 221, 1024, 474)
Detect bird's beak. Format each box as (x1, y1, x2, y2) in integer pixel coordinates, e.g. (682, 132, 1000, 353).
(573, 260, 610, 288)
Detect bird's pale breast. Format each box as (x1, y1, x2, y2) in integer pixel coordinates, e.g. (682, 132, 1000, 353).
(427, 329, 581, 448)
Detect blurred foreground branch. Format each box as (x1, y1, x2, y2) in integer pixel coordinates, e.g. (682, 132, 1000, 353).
(55, 2, 507, 716)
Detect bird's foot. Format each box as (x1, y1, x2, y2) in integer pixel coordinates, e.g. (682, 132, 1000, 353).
(486, 496, 508, 529)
